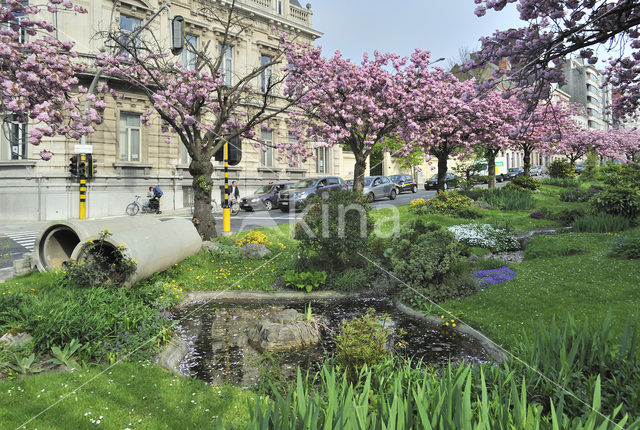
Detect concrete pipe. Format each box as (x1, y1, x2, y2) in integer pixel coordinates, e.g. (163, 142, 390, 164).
(35, 218, 162, 272)
(71, 218, 202, 285)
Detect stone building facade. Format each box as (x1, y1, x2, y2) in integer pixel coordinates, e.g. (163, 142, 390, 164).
(0, 0, 363, 221)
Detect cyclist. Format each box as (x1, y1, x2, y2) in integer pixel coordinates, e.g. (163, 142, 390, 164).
(148, 186, 163, 214)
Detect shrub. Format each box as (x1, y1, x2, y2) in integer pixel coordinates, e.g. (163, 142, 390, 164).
(335, 308, 397, 382)
(447, 223, 520, 252)
(294, 191, 373, 270)
(610, 235, 640, 259)
(554, 207, 585, 226)
(453, 206, 484, 219)
(548, 159, 574, 178)
(425, 191, 473, 214)
(331, 268, 370, 292)
(282, 270, 327, 292)
(580, 151, 599, 180)
(479, 188, 536, 211)
(599, 162, 640, 189)
(407, 197, 428, 215)
(397, 273, 476, 307)
(62, 230, 137, 288)
(571, 213, 633, 233)
(473, 257, 509, 271)
(458, 188, 485, 201)
(590, 186, 640, 218)
(559, 186, 598, 202)
(541, 177, 581, 188)
(529, 210, 545, 219)
(508, 175, 541, 191)
(391, 219, 463, 287)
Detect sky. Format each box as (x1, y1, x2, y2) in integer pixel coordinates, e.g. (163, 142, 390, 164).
(309, 0, 523, 66)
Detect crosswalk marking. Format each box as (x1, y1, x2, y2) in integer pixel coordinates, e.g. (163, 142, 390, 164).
(4, 231, 38, 252)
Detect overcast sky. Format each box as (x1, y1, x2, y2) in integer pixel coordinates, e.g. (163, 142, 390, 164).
(309, 1, 523, 66)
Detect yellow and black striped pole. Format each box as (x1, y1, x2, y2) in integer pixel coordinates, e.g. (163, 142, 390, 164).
(222, 140, 231, 235)
(79, 153, 87, 220)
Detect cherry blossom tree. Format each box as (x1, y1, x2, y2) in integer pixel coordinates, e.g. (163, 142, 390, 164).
(97, 1, 307, 239)
(284, 47, 435, 193)
(606, 128, 640, 162)
(468, 0, 640, 117)
(0, 0, 101, 160)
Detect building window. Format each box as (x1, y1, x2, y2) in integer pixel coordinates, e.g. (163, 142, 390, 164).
(260, 54, 272, 93)
(181, 34, 198, 70)
(119, 112, 141, 161)
(275, 0, 282, 14)
(316, 147, 329, 173)
(260, 130, 273, 166)
(219, 44, 233, 86)
(0, 116, 27, 161)
(179, 142, 191, 165)
(119, 15, 141, 57)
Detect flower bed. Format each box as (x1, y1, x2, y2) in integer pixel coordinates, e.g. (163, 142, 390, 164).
(447, 224, 520, 252)
(474, 266, 516, 289)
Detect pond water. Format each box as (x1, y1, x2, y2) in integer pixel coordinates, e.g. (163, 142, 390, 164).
(175, 297, 490, 387)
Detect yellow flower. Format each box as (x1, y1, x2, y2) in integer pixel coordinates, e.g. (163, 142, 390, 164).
(440, 315, 444, 319)
(452, 323, 457, 327)
(445, 322, 449, 326)
(160, 295, 164, 299)
(451, 319, 454, 323)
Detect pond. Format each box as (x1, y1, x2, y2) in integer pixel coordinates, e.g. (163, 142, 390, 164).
(175, 297, 490, 387)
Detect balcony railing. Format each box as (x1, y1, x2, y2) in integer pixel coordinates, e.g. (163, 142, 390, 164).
(289, 4, 311, 25)
(239, 0, 312, 27)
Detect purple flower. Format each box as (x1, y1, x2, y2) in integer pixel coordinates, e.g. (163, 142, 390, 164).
(473, 267, 516, 289)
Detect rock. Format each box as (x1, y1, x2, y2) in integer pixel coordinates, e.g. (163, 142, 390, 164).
(13, 253, 36, 276)
(247, 308, 326, 352)
(239, 243, 272, 259)
(201, 241, 219, 253)
(0, 331, 33, 347)
(492, 250, 524, 263)
(472, 201, 491, 210)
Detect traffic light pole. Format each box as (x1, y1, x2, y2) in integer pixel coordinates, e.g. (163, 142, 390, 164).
(222, 141, 231, 235)
(79, 153, 87, 219)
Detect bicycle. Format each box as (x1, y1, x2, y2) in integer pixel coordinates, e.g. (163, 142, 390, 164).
(210, 198, 239, 215)
(126, 195, 159, 216)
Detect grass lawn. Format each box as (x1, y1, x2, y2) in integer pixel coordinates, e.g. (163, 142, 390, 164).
(437, 229, 640, 348)
(0, 362, 255, 429)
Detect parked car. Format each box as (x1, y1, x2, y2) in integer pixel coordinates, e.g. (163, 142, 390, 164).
(424, 173, 459, 190)
(389, 174, 418, 193)
(278, 176, 347, 211)
(529, 165, 545, 176)
(574, 163, 586, 174)
(505, 167, 524, 179)
(240, 182, 294, 211)
(362, 176, 397, 202)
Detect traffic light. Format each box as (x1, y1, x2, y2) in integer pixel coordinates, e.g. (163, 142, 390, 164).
(78, 157, 87, 177)
(69, 155, 78, 176)
(86, 154, 97, 178)
(213, 135, 242, 166)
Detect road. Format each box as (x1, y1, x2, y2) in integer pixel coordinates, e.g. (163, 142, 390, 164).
(0, 180, 512, 271)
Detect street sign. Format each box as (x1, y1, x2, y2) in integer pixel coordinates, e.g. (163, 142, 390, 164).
(74, 144, 93, 154)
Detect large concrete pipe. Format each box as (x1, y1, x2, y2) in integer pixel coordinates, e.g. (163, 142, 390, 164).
(35, 218, 162, 272)
(71, 218, 201, 285)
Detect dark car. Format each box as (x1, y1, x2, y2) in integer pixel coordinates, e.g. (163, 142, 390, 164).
(278, 176, 347, 211)
(506, 167, 524, 179)
(389, 174, 418, 193)
(240, 182, 294, 211)
(424, 173, 459, 190)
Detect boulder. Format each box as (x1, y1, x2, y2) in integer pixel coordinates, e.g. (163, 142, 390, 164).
(0, 330, 33, 347)
(239, 243, 272, 259)
(247, 308, 326, 352)
(201, 241, 219, 253)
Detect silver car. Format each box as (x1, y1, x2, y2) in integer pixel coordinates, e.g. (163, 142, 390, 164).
(362, 176, 397, 202)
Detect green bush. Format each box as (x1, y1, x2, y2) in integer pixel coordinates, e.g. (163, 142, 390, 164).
(580, 151, 600, 180)
(507, 175, 541, 191)
(554, 207, 585, 226)
(282, 270, 327, 293)
(571, 213, 633, 233)
(458, 188, 485, 201)
(599, 163, 640, 189)
(590, 186, 640, 219)
(391, 219, 463, 288)
(294, 191, 373, 270)
(479, 188, 536, 211)
(425, 191, 474, 214)
(334, 308, 397, 383)
(548, 159, 574, 178)
(331, 268, 370, 292)
(541, 177, 582, 188)
(473, 257, 509, 270)
(453, 206, 484, 219)
(609, 235, 640, 259)
(369, 236, 393, 266)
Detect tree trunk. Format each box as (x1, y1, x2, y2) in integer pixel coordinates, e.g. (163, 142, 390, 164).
(487, 153, 497, 189)
(523, 148, 532, 177)
(437, 156, 448, 192)
(189, 159, 216, 240)
(352, 155, 367, 193)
